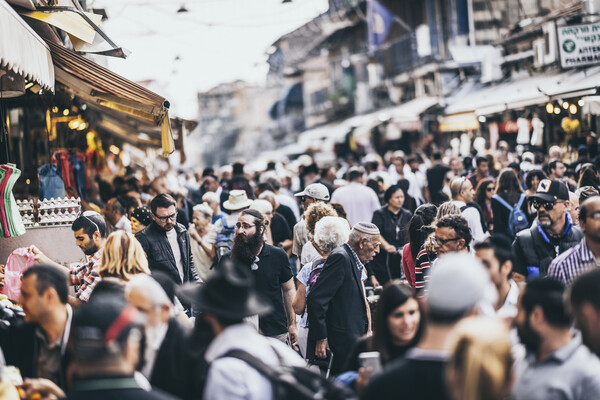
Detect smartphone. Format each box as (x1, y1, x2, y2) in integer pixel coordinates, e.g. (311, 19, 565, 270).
(358, 351, 382, 374)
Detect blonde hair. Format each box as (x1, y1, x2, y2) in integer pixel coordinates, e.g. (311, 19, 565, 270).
(448, 317, 513, 400)
(436, 201, 461, 220)
(99, 230, 150, 281)
(304, 202, 337, 235)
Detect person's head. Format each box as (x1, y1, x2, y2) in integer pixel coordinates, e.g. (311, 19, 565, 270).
(579, 185, 600, 204)
(474, 236, 513, 290)
(231, 209, 267, 262)
(347, 222, 381, 264)
(433, 215, 471, 257)
(258, 190, 278, 211)
(149, 176, 170, 196)
(71, 296, 143, 375)
(347, 167, 364, 183)
(447, 317, 514, 400)
(192, 203, 213, 229)
(408, 204, 438, 259)
(100, 231, 150, 281)
(20, 265, 68, 323)
(304, 202, 337, 236)
(568, 191, 580, 225)
(384, 185, 405, 211)
(449, 157, 462, 175)
(201, 175, 220, 193)
(125, 274, 172, 343)
(451, 177, 474, 203)
(202, 191, 221, 217)
(223, 190, 252, 213)
(255, 182, 275, 198)
(105, 197, 127, 226)
(436, 201, 461, 220)
(294, 183, 330, 210)
(475, 178, 495, 205)
(529, 179, 570, 230)
(548, 146, 562, 160)
(313, 216, 350, 254)
(548, 159, 566, 178)
(577, 163, 600, 188)
(150, 193, 178, 232)
(578, 197, 600, 243)
(516, 278, 571, 353)
(495, 168, 523, 198)
(372, 281, 423, 364)
(391, 152, 405, 171)
(249, 199, 273, 221)
(427, 253, 490, 324)
(72, 211, 107, 256)
(130, 207, 152, 234)
(525, 169, 547, 192)
(475, 156, 489, 176)
(570, 269, 600, 356)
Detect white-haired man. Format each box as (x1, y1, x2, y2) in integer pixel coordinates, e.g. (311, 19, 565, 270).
(307, 221, 380, 374)
(126, 274, 205, 400)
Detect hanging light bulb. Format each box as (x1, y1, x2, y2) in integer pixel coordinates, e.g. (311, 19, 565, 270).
(554, 107, 561, 114)
(546, 103, 554, 114)
(562, 102, 569, 109)
(579, 99, 585, 107)
(570, 104, 578, 114)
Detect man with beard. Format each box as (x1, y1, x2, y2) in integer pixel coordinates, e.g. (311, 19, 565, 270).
(307, 222, 380, 375)
(125, 274, 205, 400)
(513, 278, 600, 399)
(570, 269, 600, 358)
(220, 209, 297, 344)
(136, 194, 199, 286)
(29, 211, 106, 304)
(512, 179, 583, 282)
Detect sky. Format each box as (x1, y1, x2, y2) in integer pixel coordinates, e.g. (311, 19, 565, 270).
(90, 0, 329, 119)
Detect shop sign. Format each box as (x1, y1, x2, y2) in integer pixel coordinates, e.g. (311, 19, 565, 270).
(498, 120, 532, 134)
(557, 22, 600, 68)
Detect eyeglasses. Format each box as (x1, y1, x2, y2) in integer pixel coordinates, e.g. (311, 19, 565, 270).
(155, 212, 178, 222)
(486, 187, 495, 192)
(235, 222, 256, 230)
(587, 211, 600, 220)
(531, 199, 563, 211)
(431, 236, 461, 246)
(299, 196, 306, 203)
(78, 210, 100, 234)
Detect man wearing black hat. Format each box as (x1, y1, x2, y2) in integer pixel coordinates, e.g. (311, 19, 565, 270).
(67, 296, 177, 399)
(512, 179, 583, 281)
(307, 221, 380, 374)
(181, 259, 302, 400)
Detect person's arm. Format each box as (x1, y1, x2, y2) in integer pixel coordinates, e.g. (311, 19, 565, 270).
(511, 235, 527, 283)
(186, 235, 200, 283)
(27, 245, 66, 270)
(281, 278, 297, 343)
(362, 280, 372, 335)
(292, 282, 306, 315)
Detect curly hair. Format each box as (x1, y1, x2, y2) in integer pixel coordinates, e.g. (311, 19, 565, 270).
(304, 202, 337, 235)
(100, 231, 150, 281)
(436, 214, 472, 247)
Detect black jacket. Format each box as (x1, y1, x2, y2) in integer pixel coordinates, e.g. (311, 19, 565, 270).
(136, 222, 199, 284)
(307, 244, 368, 373)
(0, 320, 69, 389)
(67, 376, 179, 400)
(150, 319, 207, 400)
(512, 217, 583, 277)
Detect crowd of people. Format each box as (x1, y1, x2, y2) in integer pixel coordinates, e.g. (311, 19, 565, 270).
(2, 139, 600, 399)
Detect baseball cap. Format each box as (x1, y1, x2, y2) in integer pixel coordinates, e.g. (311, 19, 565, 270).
(530, 179, 569, 203)
(427, 253, 493, 318)
(294, 183, 330, 201)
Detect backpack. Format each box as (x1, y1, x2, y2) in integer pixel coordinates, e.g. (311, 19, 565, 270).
(221, 348, 357, 400)
(492, 193, 529, 237)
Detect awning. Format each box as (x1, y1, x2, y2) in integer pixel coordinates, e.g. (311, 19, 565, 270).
(0, 0, 54, 91)
(545, 66, 600, 99)
(391, 96, 440, 130)
(47, 40, 175, 155)
(438, 113, 480, 132)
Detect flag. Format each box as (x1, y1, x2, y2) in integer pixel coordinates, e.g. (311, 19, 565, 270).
(368, 0, 395, 52)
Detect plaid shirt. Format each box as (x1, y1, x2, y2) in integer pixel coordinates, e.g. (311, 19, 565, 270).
(69, 248, 102, 302)
(548, 238, 600, 285)
(345, 244, 368, 281)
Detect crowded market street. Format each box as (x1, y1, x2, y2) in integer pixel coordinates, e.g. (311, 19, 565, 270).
(2, 0, 600, 399)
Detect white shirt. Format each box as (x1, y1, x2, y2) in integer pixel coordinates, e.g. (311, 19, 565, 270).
(497, 280, 519, 318)
(166, 228, 184, 282)
(115, 215, 132, 233)
(404, 166, 427, 204)
(452, 200, 489, 244)
(330, 182, 381, 226)
(204, 323, 304, 400)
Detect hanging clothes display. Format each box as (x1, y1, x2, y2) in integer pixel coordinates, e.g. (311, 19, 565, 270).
(38, 163, 66, 200)
(52, 150, 89, 197)
(0, 164, 26, 238)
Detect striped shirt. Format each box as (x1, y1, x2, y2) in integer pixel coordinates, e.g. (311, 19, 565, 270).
(548, 238, 600, 286)
(414, 245, 434, 293)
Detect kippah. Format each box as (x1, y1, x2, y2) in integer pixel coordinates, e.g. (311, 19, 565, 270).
(353, 221, 380, 235)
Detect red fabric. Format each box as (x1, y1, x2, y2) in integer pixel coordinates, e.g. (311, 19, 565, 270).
(402, 244, 415, 288)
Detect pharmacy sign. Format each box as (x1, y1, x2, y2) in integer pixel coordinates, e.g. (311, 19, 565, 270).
(557, 22, 600, 68)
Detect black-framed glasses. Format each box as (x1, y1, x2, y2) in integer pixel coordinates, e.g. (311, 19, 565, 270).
(531, 199, 563, 211)
(486, 187, 495, 192)
(235, 222, 256, 230)
(155, 212, 178, 222)
(77, 210, 100, 233)
(431, 236, 461, 246)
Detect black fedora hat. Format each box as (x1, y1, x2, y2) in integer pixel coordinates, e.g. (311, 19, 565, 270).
(178, 259, 272, 320)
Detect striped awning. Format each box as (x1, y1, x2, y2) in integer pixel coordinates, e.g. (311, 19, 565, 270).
(0, 0, 54, 91)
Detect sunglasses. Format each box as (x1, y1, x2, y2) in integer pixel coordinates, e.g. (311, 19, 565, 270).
(431, 236, 461, 246)
(458, 177, 469, 193)
(531, 199, 564, 211)
(155, 212, 178, 222)
(78, 210, 101, 234)
(486, 187, 494, 192)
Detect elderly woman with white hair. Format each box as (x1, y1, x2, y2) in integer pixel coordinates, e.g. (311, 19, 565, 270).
(189, 203, 217, 282)
(292, 216, 350, 358)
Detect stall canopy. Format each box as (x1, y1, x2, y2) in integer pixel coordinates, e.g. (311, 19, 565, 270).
(47, 40, 175, 155)
(391, 96, 440, 130)
(0, 0, 54, 91)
